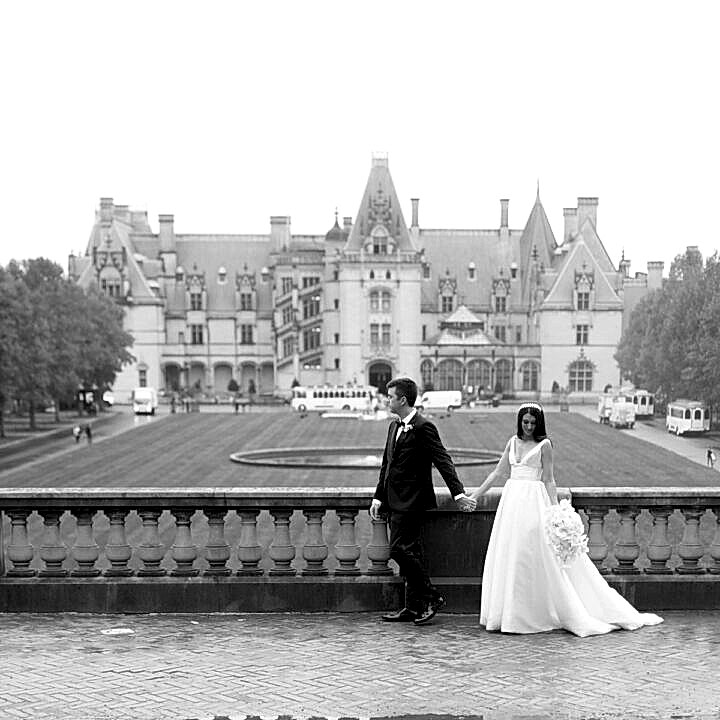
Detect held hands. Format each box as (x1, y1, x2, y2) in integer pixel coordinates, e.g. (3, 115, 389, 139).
(369, 498, 383, 521)
(456, 494, 477, 512)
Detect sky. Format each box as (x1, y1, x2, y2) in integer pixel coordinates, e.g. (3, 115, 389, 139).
(1, 1, 718, 278)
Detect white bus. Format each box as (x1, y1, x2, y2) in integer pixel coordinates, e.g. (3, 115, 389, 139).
(132, 387, 158, 415)
(666, 400, 710, 436)
(291, 385, 377, 413)
(631, 389, 654, 418)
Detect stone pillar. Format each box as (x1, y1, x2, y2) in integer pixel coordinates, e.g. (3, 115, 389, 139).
(70, 509, 100, 577)
(237, 510, 263, 576)
(366, 516, 393, 575)
(301, 509, 328, 576)
(204, 509, 231, 576)
(137, 510, 166, 576)
(269, 509, 296, 576)
(676, 508, 706, 574)
(6, 510, 36, 577)
(709, 507, 720, 575)
(104, 510, 133, 576)
(644, 507, 673, 574)
(39, 510, 68, 577)
(334, 510, 361, 576)
(613, 507, 640, 574)
(170, 509, 199, 576)
(584, 507, 609, 574)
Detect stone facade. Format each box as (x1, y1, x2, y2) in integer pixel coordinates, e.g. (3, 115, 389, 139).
(69, 156, 663, 403)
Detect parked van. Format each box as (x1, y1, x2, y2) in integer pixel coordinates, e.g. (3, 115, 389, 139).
(666, 400, 710, 436)
(415, 390, 463, 413)
(132, 387, 158, 415)
(608, 394, 636, 429)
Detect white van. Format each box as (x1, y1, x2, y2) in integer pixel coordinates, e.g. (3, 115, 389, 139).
(132, 387, 158, 415)
(666, 400, 710, 436)
(415, 390, 463, 413)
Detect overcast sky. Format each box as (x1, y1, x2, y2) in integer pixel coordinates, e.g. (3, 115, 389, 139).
(1, 1, 718, 277)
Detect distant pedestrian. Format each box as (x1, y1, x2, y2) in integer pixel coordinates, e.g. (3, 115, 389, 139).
(707, 448, 716, 468)
(85, 423, 92, 445)
(170, 395, 177, 414)
(72, 425, 82, 443)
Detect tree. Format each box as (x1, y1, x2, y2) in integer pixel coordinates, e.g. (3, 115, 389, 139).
(616, 249, 720, 411)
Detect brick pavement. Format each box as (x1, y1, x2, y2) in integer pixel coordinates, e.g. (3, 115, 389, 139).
(1, 611, 718, 720)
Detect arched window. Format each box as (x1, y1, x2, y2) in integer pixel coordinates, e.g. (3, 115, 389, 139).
(466, 360, 492, 393)
(436, 359, 463, 391)
(420, 360, 434, 390)
(568, 360, 593, 392)
(495, 359, 512, 394)
(520, 361, 539, 391)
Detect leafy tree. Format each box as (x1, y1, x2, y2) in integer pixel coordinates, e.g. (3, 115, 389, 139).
(616, 249, 720, 412)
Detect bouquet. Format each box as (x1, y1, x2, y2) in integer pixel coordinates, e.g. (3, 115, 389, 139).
(544, 499, 589, 567)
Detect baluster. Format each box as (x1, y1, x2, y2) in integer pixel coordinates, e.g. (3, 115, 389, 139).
(584, 507, 609, 574)
(237, 510, 263, 576)
(70, 509, 100, 577)
(39, 510, 68, 577)
(269, 509, 296, 576)
(302, 509, 328, 576)
(204, 509, 230, 576)
(676, 507, 706, 574)
(709, 507, 720, 575)
(170, 509, 199, 576)
(334, 509, 361, 575)
(104, 510, 133, 576)
(137, 510, 166, 576)
(613, 507, 640, 574)
(366, 515, 393, 575)
(644, 507, 673, 574)
(6, 510, 36, 577)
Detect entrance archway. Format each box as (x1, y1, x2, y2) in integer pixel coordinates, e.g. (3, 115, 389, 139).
(368, 362, 392, 395)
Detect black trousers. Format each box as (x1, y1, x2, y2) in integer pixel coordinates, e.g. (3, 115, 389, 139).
(389, 510, 438, 613)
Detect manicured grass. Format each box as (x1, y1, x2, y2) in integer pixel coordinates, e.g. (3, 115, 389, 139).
(0, 410, 716, 489)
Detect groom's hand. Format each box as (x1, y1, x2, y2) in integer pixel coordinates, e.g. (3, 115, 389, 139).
(456, 494, 477, 512)
(369, 499, 382, 520)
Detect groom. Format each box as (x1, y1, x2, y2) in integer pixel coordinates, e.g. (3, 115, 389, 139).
(370, 377, 476, 626)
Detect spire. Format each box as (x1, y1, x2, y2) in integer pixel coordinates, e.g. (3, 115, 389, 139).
(536, 178, 540, 203)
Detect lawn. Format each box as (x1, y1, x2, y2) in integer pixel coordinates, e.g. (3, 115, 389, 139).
(0, 410, 716, 489)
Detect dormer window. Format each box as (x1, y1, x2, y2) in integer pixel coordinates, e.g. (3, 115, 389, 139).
(217, 266, 227, 284)
(468, 262, 476, 281)
(510, 262, 518, 279)
(370, 227, 389, 255)
(190, 291, 202, 311)
(175, 266, 185, 282)
(577, 291, 590, 311)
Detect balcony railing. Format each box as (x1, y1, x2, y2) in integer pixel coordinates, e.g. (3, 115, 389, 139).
(1, 488, 719, 611)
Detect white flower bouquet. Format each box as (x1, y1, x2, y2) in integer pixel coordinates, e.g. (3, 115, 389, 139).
(544, 499, 589, 567)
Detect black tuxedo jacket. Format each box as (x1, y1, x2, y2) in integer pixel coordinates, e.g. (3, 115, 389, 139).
(373, 413, 465, 512)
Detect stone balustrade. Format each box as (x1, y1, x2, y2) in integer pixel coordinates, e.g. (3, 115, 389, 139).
(1, 487, 720, 612)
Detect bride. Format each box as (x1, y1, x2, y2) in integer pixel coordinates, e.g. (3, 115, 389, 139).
(471, 402, 663, 637)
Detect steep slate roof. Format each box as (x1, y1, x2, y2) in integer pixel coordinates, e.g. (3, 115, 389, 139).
(518, 191, 557, 306)
(344, 156, 415, 252)
(418, 229, 524, 309)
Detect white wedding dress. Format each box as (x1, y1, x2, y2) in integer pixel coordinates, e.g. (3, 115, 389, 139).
(480, 436, 663, 637)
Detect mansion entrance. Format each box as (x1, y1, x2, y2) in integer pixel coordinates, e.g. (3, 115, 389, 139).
(368, 362, 392, 395)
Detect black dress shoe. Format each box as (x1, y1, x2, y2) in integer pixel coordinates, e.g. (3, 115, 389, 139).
(413, 595, 446, 626)
(381, 608, 418, 622)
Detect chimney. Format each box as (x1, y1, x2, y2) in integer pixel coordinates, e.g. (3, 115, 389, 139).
(343, 216, 352, 233)
(647, 261, 664, 290)
(159, 214, 175, 253)
(270, 215, 291, 251)
(411, 198, 419, 228)
(577, 197, 598, 231)
(563, 208, 578, 242)
(99, 197, 114, 223)
(500, 199, 509, 229)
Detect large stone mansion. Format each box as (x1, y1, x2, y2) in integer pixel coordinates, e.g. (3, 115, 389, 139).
(69, 155, 663, 403)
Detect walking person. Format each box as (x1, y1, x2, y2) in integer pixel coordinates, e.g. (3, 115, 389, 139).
(370, 377, 476, 626)
(706, 448, 715, 468)
(471, 402, 663, 637)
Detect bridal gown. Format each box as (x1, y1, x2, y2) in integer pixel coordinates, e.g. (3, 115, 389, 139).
(480, 436, 663, 637)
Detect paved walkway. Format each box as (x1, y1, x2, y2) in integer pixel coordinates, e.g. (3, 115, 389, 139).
(1, 611, 718, 720)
